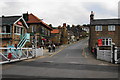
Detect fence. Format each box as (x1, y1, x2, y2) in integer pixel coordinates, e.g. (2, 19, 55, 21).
(96, 45, 120, 64)
(0, 47, 43, 64)
(97, 48, 111, 62)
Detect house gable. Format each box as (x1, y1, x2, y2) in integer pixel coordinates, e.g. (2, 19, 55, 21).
(0, 16, 28, 28)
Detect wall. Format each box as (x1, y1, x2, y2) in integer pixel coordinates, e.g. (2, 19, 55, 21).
(89, 25, 118, 50)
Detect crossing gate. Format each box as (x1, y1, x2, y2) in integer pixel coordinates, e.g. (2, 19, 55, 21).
(0, 47, 43, 64)
(96, 44, 120, 64)
(97, 47, 111, 62)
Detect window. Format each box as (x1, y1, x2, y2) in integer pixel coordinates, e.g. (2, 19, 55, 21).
(102, 38, 112, 46)
(15, 26, 22, 34)
(6, 26, 10, 33)
(32, 26, 34, 33)
(32, 26, 36, 33)
(108, 25, 115, 31)
(1, 26, 11, 33)
(95, 26, 102, 31)
(41, 27, 44, 34)
(2, 26, 6, 33)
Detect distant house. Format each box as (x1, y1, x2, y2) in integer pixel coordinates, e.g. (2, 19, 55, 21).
(50, 29, 61, 45)
(58, 23, 68, 44)
(0, 15, 29, 47)
(23, 13, 53, 47)
(89, 11, 120, 52)
(67, 25, 88, 41)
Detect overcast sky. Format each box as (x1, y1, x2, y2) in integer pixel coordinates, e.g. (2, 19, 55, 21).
(0, 0, 119, 27)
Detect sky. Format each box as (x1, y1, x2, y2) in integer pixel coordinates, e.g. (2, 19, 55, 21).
(0, 0, 119, 27)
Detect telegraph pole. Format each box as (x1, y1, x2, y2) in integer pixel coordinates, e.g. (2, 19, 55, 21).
(32, 27, 36, 57)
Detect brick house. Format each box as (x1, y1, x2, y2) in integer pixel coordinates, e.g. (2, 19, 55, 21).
(23, 13, 53, 47)
(0, 15, 29, 47)
(89, 11, 120, 52)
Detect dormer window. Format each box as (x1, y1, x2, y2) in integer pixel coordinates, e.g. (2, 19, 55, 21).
(95, 26, 102, 31)
(108, 25, 115, 31)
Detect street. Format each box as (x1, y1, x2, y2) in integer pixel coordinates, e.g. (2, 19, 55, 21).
(2, 38, 118, 80)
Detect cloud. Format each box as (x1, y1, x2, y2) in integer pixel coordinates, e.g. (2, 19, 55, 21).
(0, 0, 119, 26)
(81, 2, 118, 18)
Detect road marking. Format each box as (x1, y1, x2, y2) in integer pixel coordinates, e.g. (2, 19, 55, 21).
(82, 48, 87, 58)
(50, 46, 67, 57)
(69, 62, 79, 64)
(50, 39, 86, 57)
(25, 45, 69, 61)
(44, 61, 53, 63)
(98, 63, 108, 66)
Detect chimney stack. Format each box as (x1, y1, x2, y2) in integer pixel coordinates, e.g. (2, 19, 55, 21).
(90, 11, 94, 21)
(2, 15, 5, 18)
(63, 23, 66, 27)
(23, 11, 29, 21)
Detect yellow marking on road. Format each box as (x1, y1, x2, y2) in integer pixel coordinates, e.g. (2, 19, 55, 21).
(50, 46, 68, 57)
(50, 40, 85, 57)
(49, 41, 78, 57)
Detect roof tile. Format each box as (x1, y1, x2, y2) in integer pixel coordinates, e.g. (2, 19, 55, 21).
(51, 29, 60, 33)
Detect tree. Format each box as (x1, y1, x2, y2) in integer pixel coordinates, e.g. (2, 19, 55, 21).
(66, 25, 71, 30)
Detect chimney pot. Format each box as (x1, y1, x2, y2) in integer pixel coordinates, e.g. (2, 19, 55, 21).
(90, 11, 94, 21)
(63, 23, 66, 27)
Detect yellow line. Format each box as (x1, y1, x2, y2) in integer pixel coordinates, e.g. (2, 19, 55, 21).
(50, 40, 83, 57)
(50, 46, 67, 57)
(22, 39, 87, 61)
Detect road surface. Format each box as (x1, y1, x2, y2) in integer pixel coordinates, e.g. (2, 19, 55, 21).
(2, 38, 119, 80)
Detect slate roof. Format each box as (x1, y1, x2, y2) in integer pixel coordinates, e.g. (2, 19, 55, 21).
(90, 19, 120, 25)
(0, 16, 21, 25)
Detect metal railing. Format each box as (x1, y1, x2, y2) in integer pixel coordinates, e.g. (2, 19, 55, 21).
(0, 33, 12, 39)
(0, 47, 35, 64)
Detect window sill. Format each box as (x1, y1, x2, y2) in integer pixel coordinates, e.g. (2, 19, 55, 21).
(14, 33, 21, 35)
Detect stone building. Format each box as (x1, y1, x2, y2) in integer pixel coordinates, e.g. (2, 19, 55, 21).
(89, 11, 120, 51)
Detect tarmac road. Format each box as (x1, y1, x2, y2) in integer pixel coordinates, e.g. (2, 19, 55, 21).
(2, 38, 119, 80)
